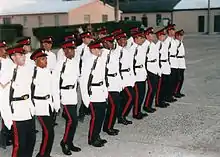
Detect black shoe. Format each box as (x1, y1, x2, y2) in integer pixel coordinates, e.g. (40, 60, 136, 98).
(143, 107, 156, 113)
(103, 129, 118, 136)
(179, 93, 185, 97)
(68, 143, 81, 152)
(166, 97, 177, 103)
(111, 128, 119, 134)
(118, 117, 128, 125)
(133, 112, 148, 119)
(140, 112, 149, 117)
(97, 136, 107, 144)
(155, 103, 167, 108)
(88, 139, 104, 147)
(123, 117, 132, 124)
(163, 102, 170, 107)
(60, 141, 72, 155)
(125, 118, 133, 124)
(174, 93, 182, 98)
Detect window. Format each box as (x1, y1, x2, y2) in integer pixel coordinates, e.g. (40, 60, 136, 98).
(102, 14, 108, 22)
(156, 14, 162, 26)
(23, 16, 27, 26)
(84, 14, 90, 23)
(142, 15, 148, 27)
(131, 16, 136, 21)
(124, 17, 129, 21)
(54, 15, 59, 26)
(3, 17, 11, 24)
(38, 16, 43, 27)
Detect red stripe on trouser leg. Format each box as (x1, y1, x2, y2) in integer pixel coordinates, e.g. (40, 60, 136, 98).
(175, 82, 180, 94)
(134, 84, 139, 115)
(122, 88, 132, 117)
(156, 78, 162, 105)
(63, 105, 72, 143)
(38, 117, 49, 156)
(89, 103, 95, 141)
(145, 79, 152, 107)
(12, 121, 19, 157)
(108, 94, 116, 129)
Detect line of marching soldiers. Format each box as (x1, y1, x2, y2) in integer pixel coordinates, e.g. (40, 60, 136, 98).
(0, 23, 186, 157)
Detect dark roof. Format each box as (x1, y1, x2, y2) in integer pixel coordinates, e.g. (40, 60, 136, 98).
(106, 0, 181, 13)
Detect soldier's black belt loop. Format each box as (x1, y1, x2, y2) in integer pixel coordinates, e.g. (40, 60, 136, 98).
(147, 59, 157, 62)
(170, 55, 176, 58)
(107, 73, 117, 77)
(160, 59, 168, 62)
(120, 68, 130, 72)
(91, 81, 103, 86)
(12, 94, 29, 101)
(135, 64, 143, 69)
(33, 94, 50, 100)
(60, 84, 75, 90)
(177, 56, 185, 58)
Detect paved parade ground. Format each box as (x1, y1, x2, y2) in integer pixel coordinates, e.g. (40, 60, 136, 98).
(1, 35, 220, 157)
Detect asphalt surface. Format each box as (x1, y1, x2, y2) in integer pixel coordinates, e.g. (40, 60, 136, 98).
(1, 35, 220, 157)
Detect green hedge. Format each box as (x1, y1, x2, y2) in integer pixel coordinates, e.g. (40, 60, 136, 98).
(33, 21, 141, 47)
(0, 24, 23, 43)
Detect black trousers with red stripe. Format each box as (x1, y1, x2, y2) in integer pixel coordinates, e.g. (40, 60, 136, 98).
(1, 119, 12, 143)
(133, 81, 146, 116)
(170, 68, 179, 96)
(119, 86, 135, 118)
(12, 118, 36, 157)
(89, 102, 106, 143)
(156, 74, 171, 105)
(103, 92, 120, 130)
(62, 105, 78, 145)
(144, 71, 159, 108)
(175, 69, 185, 95)
(37, 115, 54, 157)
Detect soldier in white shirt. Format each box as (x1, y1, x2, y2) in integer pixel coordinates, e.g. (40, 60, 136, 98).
(97, 27, 108, 39)
(0, 44, 36, 157)
(126, 27, 139, 49)
(77, 32, 94, 122)
(154, 28, 171, 108)
(41, 36, 57, 73)
(41, 36, 58, 126)
(130, 31, 148, 119)
(16, 37, 34, 68)
(53, 40, 81, 155)
(80, 41, 108, 147)
(101, 35, 121, 136)
(116, 32, 135, 125)
(57, 35, 75, 61)
(30, 48, 58, 157)
(164, 24, 178, 103)
(142, 27, 166, 113)
(174, 29, 186, 98)
(0, 40, 13, 149)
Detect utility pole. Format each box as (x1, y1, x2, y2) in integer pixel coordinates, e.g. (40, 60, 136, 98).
(114, 0, 119, 22)
(207, 0, 211, 34)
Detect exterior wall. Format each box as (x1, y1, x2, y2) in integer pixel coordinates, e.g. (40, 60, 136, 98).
(121, 12, 172, 26)
(173, 9, 220, 33)
(0, 13, 68, 37)
(68, 1, 116, 25)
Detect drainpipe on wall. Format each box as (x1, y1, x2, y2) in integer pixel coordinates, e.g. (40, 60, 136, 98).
(114, 0, 119, 22)
(171, 11, 173, 24)
(207, 0, 211, 34)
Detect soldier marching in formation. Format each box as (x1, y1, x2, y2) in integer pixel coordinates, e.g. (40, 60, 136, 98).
(0, 23, 187, 156)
